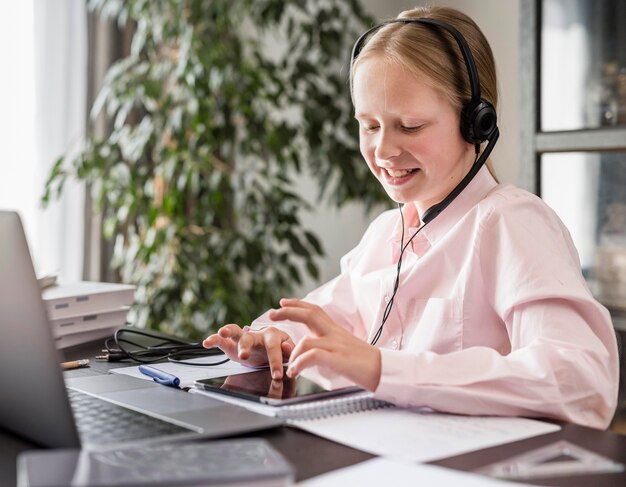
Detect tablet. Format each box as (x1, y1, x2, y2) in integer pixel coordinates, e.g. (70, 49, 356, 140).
(195, 368, 360, 406)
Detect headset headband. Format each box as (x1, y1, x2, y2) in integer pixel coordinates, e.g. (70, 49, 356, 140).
(351, 18, 481, 105)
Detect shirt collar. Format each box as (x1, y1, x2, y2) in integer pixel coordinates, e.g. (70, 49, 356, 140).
(388, 165, 498, 245)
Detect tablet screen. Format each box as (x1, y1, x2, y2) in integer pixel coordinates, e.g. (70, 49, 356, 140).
(195, 368, 359, 405)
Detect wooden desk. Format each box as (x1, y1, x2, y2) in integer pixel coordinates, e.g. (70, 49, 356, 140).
(2, 342, 625, 486)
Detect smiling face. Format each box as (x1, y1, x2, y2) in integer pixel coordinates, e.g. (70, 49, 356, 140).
(353, 56, 475, 215)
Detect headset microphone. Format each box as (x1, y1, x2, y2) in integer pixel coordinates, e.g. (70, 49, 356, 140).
(421, 126, 499, 224)
(351, 17, 500, 345)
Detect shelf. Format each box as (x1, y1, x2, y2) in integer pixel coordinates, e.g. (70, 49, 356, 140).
(536, 128, 626, 154)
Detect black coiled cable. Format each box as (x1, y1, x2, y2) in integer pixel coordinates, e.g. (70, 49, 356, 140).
(100, 327, 229, 366)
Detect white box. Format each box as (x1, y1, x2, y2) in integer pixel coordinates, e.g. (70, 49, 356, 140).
(42, 281, 135, 320)
(53, 326, 119, 350)
(50, 307, 129, 338)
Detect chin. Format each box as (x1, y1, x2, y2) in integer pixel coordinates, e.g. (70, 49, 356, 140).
(382, 187, 418, 205)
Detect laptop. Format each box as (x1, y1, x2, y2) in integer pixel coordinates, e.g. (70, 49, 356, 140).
(0, 210, 283, 448)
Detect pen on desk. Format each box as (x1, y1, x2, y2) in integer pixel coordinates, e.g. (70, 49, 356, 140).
(138, 364, 181, 388)
(61, 359, 90, 370)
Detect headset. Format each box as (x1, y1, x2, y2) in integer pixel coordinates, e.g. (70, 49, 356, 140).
(351, 18, 500, 345)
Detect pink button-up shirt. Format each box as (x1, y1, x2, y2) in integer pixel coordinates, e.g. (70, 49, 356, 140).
(252, 166, 619, 429)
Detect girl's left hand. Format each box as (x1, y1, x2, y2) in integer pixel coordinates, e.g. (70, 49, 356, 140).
(268, 298, 381, 391)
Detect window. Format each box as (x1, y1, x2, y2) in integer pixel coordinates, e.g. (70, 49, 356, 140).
(521, 0, 626, 313)
(0, 2, 38, 251)
(0, 2, 87, 281)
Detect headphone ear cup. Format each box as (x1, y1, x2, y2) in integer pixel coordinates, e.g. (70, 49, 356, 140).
(461, 100, 497, 144)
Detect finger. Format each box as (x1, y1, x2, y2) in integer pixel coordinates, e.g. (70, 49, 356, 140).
(287, 348, 332, 378)
(279, 298, 317, 309)
(236, 329, 259, 360)
(281, 340, 294, 358)
(202, 333, 219, 348)
(267, 379, 284, 399)
(202, 334, 240, 360)
(268, 306, 327, 335)
(217, 324, 244, 339)
(288, 336, 326, 365)
(263, 331, 288, 380)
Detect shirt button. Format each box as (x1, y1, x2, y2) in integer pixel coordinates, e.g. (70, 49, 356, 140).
(384, 295, 390, 304)
(391, 340, 398, 350)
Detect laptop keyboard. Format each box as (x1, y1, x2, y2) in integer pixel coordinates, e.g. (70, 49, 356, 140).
(67, 388, 192, 444)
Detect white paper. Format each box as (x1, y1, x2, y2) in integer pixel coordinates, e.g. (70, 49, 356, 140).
(109, 357, 259, 388)
(116, 360, 560, 466)
(297, 458, 543, 487)
(292, 408, 560, 463)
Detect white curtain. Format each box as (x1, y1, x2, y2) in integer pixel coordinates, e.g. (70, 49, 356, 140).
(0, 3, 38, 248)
(0, 1, 87, 282)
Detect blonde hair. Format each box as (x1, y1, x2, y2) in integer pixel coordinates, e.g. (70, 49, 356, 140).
(351, 6, 498, 179)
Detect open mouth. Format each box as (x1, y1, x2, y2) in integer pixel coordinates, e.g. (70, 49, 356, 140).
(384, 168, 418, 178)
(381, 167, 419, 185)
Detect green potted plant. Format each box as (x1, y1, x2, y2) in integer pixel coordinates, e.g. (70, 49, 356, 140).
(43, 0, 386, 339)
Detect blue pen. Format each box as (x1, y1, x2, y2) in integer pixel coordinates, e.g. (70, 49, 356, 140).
(138, 365, 181, 388)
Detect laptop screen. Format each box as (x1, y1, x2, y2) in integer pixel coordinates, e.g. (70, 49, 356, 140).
(0, 211, 80, 448)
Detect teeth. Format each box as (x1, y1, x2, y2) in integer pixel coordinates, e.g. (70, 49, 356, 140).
(385, 168, 416, 178)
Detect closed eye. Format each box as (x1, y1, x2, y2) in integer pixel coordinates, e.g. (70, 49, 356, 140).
(401, 125, 423, 133)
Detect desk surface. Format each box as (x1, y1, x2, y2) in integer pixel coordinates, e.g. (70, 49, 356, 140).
(2, 342, 626, 486)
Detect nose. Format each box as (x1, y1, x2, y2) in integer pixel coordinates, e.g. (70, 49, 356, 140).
(373, 128, 402, 162)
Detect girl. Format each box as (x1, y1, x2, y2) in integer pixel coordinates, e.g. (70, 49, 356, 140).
(203, 6, 619, 430)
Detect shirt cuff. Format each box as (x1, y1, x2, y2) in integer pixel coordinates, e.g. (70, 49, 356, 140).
(375, 348, 420, 405)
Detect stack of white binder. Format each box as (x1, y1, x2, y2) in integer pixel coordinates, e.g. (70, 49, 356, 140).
(42, 281, 136, 349)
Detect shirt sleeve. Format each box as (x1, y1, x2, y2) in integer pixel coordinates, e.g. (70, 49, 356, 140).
(376, 196, 620, 430)
(248, 212, 395, 342)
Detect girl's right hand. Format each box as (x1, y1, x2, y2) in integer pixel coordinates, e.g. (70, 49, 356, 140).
(202, 324, 295, 379)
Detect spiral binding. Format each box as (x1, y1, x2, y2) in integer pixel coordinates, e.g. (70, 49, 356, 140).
(277, 392, 394, 421)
